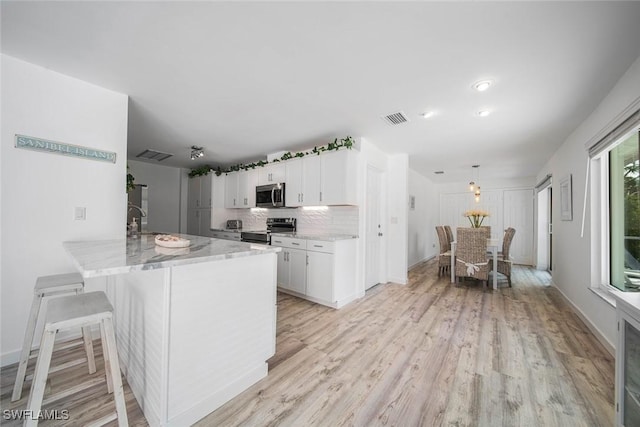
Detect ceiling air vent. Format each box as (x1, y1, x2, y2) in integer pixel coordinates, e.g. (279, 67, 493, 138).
(136, 149, 173, 161)
(381, 111, 409, 126)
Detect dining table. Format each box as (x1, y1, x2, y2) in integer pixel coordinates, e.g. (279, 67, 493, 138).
(450, 238, 501, 290)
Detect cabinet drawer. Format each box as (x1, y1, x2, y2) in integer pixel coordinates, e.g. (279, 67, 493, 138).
(271, 236, 306, 250)
(306, 240, 334, 253)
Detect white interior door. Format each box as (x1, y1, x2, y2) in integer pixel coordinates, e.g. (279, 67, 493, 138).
(504, 189, 534, 265)
(365, 166, 384, 290)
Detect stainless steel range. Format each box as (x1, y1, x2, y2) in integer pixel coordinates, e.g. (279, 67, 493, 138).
(240, 218, 296, 244)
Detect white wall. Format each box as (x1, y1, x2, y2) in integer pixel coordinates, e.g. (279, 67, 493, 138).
(408, 169, 438, 268)
(386, 154, 409, 284)
(128, 160, 183, 233)
(536, 54, 640, 349)
(0, 55, 128, 365)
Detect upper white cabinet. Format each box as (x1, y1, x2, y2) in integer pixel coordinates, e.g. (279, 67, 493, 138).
(258, 163, 286, 185)
(321, 150, 357, 205)
(188, 175, 212, 209)
(285, 150, 356, 207)
(224, 170, 257, 208)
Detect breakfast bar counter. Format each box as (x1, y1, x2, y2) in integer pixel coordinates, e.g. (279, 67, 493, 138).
(63, 234, 281, 427)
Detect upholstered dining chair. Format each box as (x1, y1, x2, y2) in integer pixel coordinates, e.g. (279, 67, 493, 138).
(435, 226, 451, 276)
(491, 227, 516, 287)
(455, 227, 490, 285)
(444, 225, 454, 249)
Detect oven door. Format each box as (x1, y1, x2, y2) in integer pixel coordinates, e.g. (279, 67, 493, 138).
(256, 183, 285, 208)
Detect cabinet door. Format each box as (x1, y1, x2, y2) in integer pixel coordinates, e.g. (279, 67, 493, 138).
(258, 163, 287, 185)
(224, 173, 239, 208)
(302, 155, 321, 206)
(188, 177, 201, 209)
(212, 174, 226, 209)
(276, 250, 291, 290)
(187, 209, 200, 235)
(238, 170, 258, 207)
(198, 208, 212, 237)
(285, 159, 303, 207)
(201, 175, 212, 208)
(288, 248, 307, 294)
(321, 150, 357, 205)
(306, 251, 333, 302)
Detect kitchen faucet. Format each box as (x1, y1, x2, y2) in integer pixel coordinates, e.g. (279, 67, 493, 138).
(128, 203, 147, 217)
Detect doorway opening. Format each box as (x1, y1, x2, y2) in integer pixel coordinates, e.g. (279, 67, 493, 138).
(536, 183, 552, 272)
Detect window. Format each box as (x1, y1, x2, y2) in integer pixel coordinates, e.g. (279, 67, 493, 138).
(591, 122, 640, 292)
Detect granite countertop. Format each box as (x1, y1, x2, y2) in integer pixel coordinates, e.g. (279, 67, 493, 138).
(63, 233, 280, 278)
(270, 232, 358, 241)
(210, 228, 266, 233)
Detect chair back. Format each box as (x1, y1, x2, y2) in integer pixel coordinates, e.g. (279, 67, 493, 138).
(479, 226, 491, 238)
(502, 228, 516, 259)
(444, 225, 454, 246)
(435, 226, 449, 254)
(456, 227, 488, 264)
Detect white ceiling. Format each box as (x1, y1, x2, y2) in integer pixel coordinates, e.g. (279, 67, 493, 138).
(2, 1, 640, 183)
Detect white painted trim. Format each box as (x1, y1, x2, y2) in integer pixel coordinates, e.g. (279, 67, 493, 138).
(409, 256, 435, 270)
(387, 276, 408, 286)
(551, 282, 615, 356)
(583, 94, 640, 151)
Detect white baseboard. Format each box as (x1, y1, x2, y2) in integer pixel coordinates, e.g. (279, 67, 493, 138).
(550, 280, 615, 356)
(409, 255, 435, 270)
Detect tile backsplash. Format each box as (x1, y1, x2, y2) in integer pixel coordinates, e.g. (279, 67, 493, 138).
(236, 206, 359, 235)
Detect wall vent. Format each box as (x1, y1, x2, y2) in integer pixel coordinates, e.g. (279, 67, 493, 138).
(136, 149, 173, 161)
(381, 111, 409, 126)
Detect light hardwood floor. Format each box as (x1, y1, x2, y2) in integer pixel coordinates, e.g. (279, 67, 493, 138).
(1, 262, 615, 426)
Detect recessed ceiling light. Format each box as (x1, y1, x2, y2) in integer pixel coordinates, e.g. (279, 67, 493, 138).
(421, 111, 435, 119)
(477, 110, 491, 117)
(473, 80, 493, 92)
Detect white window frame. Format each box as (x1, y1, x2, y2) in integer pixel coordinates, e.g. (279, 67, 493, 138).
(590, 124, 640, 295)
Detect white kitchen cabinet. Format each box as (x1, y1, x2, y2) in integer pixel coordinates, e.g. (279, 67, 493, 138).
(285, 156, 321, 207)
(258, 163, 286, 185)
(272, 236, 358, 308)
(285, 159, 303, 207)
(320, 150, 357, 205)
(306, 250, 333, 302)
(188, 175, 212, 209)
(615, 293, 640, 426)
(224, 173, 239, 208)
(187, 175, 214, 236)
(224, 170, 257, 208)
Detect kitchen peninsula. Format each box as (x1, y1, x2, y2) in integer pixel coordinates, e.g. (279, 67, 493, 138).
(63, 234, 281, 426)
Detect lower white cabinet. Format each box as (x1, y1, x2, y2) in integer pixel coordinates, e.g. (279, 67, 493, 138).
(615, 293, 640, 426)
(272, 236, 357, 308)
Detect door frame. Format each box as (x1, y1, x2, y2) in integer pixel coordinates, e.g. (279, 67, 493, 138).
(365, 164, 387, 290)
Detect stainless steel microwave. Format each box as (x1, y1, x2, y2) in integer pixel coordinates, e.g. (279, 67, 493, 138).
(256, 183, 286, 208)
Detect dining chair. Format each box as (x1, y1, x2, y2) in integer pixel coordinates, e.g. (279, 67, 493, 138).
(444, 225, 454, 249)
(479, 225, 491, 238)
(455, 227, 490, 285)
(491, 227, 516, 287)
(435, 226, 451, 277)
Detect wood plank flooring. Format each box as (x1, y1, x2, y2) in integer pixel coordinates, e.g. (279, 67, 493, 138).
(1, 262, 615, 426)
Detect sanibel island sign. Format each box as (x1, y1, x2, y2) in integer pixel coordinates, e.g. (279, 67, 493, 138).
(15, 134, 117, 163)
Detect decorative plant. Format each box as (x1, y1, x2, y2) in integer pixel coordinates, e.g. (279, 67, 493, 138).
(126, 165, 136, 192)
(463, 210, 490, 228)
(202, 135, 356, 177)
(188, 164, 214, 178)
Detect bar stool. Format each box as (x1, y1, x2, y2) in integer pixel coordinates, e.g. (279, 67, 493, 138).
(12, 273, 96, 402)
(24, 291, 128, 427)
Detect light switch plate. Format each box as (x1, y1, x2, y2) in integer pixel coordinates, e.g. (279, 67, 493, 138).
(74, 207, 86, 220)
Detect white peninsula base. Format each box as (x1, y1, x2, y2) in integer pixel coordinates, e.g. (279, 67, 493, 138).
(106, 253, 277, 426)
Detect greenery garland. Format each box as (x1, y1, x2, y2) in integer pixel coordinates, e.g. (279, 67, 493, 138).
(188, 136, 355, 178)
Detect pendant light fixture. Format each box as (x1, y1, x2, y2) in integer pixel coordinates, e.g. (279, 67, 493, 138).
(470, 165, 481, 202)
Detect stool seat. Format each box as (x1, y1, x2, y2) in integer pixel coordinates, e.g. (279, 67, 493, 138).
(46, 292, 113, 330)
(34, 272, 84, 295)
(25, 291, 128, 427)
